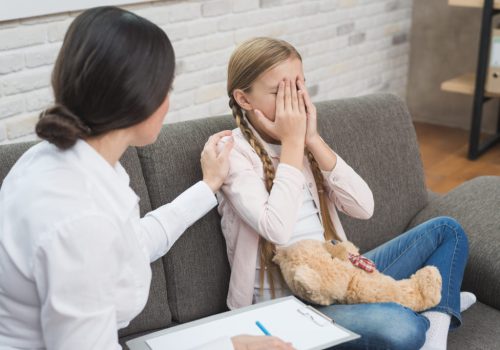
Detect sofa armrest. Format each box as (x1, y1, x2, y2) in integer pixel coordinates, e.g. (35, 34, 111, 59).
(427, 189, 441, 202)
(408, 176, 500, 311)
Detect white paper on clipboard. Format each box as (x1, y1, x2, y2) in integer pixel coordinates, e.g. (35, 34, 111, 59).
(143, 297, 359, 350)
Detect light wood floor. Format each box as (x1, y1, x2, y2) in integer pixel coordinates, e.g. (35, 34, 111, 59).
(413, 122, 500, 194)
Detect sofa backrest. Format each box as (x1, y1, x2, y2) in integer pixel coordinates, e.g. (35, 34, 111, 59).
(314, 93, 428, 251)
(135, 116, 235, 326)
(0, 93, 429, 339)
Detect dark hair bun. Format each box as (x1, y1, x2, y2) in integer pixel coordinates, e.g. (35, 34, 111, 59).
(35, 104, 91, 150)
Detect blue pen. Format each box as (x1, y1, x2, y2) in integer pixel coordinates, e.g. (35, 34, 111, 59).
(255, 320, 271, 336)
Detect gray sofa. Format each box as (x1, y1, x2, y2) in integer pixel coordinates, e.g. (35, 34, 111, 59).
(1, 94, 498, 349)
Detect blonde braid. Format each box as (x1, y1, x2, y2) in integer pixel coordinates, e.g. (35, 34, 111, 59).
(229, 96, 281, 298)
(230, 99, 275, 191)
(306, 150, 341, 241)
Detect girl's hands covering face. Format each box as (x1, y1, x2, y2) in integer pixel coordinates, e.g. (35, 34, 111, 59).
(297, 80, 320, 147)
(253, 78, 307, 146)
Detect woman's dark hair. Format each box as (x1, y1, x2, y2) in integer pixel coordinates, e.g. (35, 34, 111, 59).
(36, 6, 175, 149)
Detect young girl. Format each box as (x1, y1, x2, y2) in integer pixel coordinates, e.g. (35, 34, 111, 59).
(217, 37, 475, 350)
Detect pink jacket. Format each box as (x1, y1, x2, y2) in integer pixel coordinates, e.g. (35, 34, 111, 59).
(216, 127, 374, 310)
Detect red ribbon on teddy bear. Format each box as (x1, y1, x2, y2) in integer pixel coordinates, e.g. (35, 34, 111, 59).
(347, 252, 376, 273)
(330, 240, 376, 273)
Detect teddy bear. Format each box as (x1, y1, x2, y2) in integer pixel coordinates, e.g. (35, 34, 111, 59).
(272, 239, 442, 312)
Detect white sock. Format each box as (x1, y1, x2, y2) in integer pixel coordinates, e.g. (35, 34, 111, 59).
(460, 291, 476, 312)
(420, 311, 451, 350)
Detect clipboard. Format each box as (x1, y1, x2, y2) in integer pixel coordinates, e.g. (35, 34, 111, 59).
(126, 296, 359, 350)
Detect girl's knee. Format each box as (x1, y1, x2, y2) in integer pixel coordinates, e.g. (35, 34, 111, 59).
(430, 216, 460, 229)
(379, 326, 426, 349)
(441, 216, 468, 246)
(354, 303, 428, 349)
(375, 305, 427, 349)
(429, 216, 469, 248)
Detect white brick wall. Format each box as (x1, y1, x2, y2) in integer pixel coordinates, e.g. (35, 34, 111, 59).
(0, 0, 413, 144)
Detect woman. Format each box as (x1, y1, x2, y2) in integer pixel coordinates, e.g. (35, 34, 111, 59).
(0, 7, 293, 350)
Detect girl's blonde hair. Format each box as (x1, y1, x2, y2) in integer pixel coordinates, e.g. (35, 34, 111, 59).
(227, 37, 340, 298)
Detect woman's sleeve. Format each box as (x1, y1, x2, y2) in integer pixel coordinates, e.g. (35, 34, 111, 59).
(219, 142, 305, 245)
(321, 154, 374, 219)
(138, 181, 218, 262)
(33, 214, 125, 350)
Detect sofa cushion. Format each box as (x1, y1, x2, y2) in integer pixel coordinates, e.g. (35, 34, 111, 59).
(137, 116, 234, 323)
(315, 93, 428, 252)
(408, 176, 500, 311)
(447, 302, 500, 349)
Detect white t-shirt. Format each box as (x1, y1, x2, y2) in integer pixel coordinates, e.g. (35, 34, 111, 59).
(253, 143, 325, 303)
(0, 140, 232, 350)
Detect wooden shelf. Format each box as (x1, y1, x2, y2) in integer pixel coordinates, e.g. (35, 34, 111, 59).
(441, 73, 500, 97)
(441, 73, 476, 95)
(449, 0, 500, 9)
(446, 0, 500, 159)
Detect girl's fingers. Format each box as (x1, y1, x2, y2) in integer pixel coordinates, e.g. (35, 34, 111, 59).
(253, 109, 276, 136)
(276, 80, 285, 114)
(297, 79, 305, 91)
(298, 88, 306, 115)
(284, 79, 292, 111)
(291, 79, 299, 111)
(298, 80, 314, 113)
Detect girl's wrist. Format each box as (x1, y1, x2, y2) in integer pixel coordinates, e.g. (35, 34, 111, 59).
(282, 137, 304, 149)
(280, 139, 305, 170)
(305, 134, 322, 148)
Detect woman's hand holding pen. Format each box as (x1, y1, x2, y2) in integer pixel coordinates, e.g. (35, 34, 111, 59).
(231, 335, 295, 350)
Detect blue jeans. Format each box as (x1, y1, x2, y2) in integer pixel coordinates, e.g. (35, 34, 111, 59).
(316, 216, 469, 349)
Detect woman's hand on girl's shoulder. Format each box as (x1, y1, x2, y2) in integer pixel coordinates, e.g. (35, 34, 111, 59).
(201, 130, 234, 192)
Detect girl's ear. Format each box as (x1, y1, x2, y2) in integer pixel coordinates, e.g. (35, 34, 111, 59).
(233, 89, 253, 111)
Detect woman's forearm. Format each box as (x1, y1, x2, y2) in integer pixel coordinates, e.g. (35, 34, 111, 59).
(140, 181, 217, 261)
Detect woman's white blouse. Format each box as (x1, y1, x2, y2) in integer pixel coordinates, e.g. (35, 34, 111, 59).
(0, 140, 231, 350)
